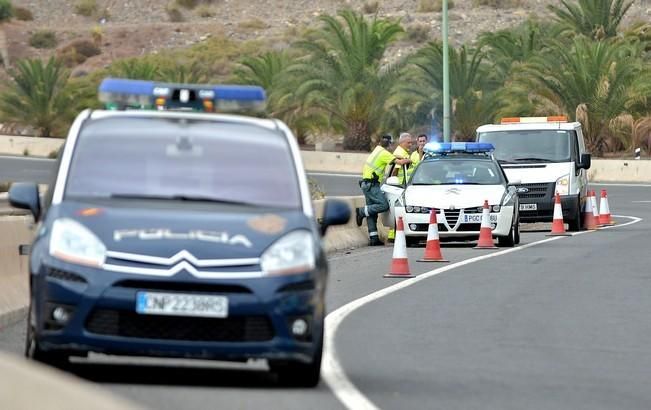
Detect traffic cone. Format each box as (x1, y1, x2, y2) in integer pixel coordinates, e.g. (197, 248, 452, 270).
(418, 209, 449, 263)
(384, 217, 415, 278)
(582, 191, 598, 231)
(474, 200, 498, 249)
(590, 190, 600, 228)
(547, 192, 571, 236)
(598, 189, 615, 226)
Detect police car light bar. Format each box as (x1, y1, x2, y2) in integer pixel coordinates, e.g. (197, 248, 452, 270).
(98, 78, 267, 112)
(500, 116, 567, 124)
(424, 142, 495, 154)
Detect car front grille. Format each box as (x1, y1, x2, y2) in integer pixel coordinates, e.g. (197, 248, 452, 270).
(518, 182, 554, 199)
(85, 309, 274, 342)
(443, 209, 461, 226)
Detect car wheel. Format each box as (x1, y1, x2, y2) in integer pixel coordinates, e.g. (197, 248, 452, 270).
(25, 302, 69, 368)
(513, 217, 521, 245)
(269, 329, 323, 387)
(498, 224, 515, 247)
(567, 201, 581, 232)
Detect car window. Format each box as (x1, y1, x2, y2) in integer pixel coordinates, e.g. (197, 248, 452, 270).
(410, 159, 503, 185)
(65, 117, 302, 208)
(477, 130, 571, 163)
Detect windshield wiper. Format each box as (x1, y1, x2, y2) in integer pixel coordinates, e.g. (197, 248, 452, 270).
(109, 193, 257, 206)
(512, 157, 554, 163)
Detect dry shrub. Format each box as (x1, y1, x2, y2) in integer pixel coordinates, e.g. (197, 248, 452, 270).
(362, 1, 379, 14)
(13, 6, 34, 21)
(75, 0, 97, 16)
(407, 23, 431, 42)
(166, 3, 184, 22)
(239, 18, 268, 30)
(58, 39, 101, 67)
(473, 0, 521, 7)
(29, 31, 58, 49)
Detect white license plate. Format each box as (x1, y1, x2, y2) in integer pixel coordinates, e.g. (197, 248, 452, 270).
(520, 203, 538, 211)
(462, 214, 498, 223)
(136, 292, 228, 318)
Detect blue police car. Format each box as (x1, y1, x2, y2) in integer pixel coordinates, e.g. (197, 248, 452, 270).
(9, 78, 350, 387)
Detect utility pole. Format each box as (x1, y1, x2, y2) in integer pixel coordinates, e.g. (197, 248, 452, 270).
(442, 0, 451, 142)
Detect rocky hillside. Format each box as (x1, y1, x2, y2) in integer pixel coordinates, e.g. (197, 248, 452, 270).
(1, 0, 649, 75)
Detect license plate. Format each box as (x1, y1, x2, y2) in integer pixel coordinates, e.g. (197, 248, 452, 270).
(462, 214, 498, 223)
(136, 292, 228, 318)
(520, 203, 537, 211)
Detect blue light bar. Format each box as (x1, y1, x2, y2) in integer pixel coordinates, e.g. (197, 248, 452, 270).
(98, 78, 267, 112)
(424, 142, 494, 154)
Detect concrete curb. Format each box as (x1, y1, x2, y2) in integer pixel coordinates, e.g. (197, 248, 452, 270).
(0, 306, 28, 331)
(0, 352, 145, 410)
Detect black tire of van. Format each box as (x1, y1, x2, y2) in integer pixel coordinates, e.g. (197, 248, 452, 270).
(567, 200, 582, 232)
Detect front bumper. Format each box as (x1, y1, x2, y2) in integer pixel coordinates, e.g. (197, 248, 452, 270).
(395, 206, 515, 238)
(32, 257, 325, 363)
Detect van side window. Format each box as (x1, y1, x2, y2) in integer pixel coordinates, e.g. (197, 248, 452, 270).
(570, 130, 580, 162)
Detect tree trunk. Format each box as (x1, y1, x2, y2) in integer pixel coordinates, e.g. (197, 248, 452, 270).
(343, 120, 371, 151)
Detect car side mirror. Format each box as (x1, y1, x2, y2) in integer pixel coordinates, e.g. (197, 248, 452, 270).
(9, 182, 41, 220)
(578, 153, 591, 170)
(320, 199, 351, 236)
(386, 176, 401, 186)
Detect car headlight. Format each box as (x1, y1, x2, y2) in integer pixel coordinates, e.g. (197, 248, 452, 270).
(261, 230, 315, 276)
(406, 205, 414, 213)
(491, 205, 501, 212)
(555, 174, 569, 196)
(49, 218, 106, 267)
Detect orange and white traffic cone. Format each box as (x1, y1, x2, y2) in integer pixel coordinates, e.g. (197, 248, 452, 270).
(583, 191, 598, 230)
(590, 190, 600, 228)
(547, 192, 571, 236)
(474, 200, 497, 249)
(384, 217, 415, 278)
(599, 189, 615, 226)
(418, 209, 449, 263)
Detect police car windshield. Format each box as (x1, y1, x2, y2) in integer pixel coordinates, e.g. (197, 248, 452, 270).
(477, 130, 571, 163)
(65, 117, 302, 209)
(410, 158, 503, 185)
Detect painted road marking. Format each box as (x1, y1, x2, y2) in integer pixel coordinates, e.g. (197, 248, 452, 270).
(322, 215, 642, 410)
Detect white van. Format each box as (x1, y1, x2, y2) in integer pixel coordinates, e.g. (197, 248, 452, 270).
(476, 117, 591, 231)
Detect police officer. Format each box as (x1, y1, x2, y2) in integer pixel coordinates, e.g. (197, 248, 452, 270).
(393, 133, 413, 185)
(356, 135, 411, 246)
(407, 134, 428, 180)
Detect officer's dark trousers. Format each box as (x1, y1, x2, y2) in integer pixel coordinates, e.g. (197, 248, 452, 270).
(360, 180, 389, 238)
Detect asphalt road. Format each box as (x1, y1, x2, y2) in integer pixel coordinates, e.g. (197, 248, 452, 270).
(1, 184, 650, 409)
(0, 155, 56, 185)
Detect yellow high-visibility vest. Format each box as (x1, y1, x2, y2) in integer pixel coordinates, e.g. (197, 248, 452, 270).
(393, 146, 409, 184)
(362, 145, 395, 180)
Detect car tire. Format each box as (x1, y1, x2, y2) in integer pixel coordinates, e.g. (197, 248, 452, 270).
(269, 330, 323, 387)
(25, 302, 69, 369)
(567, 201, 582, 232)
(498, 224, 516, 247)
(513, 217, 521, 245)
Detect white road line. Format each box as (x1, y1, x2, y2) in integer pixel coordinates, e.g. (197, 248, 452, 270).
(307, 172, 358, 178)
(322, 215, 642, 410)
(632, 201, 651, 203)
(592, 182, 651, 187)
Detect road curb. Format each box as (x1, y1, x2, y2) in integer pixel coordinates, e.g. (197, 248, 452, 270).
(0, 306, 28, 331)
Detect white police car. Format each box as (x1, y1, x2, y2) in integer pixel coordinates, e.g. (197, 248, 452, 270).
(381, 142, 521, 247)
(9, 78, 350, 387)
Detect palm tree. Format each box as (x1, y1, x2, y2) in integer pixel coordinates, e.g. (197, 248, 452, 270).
(0, 57, 72, 137)
(479, 19, 561, 84)
(110, 58, 160, 80)
(287, 10, 404, 150)
(399, 42, 500, 141)
(548, 0, 633, 40)
(159, 61, 207, 83)
(515, 37, 649, 153)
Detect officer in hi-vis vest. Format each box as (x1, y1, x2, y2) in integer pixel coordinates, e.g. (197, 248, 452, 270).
(356, 135, 411, 246)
